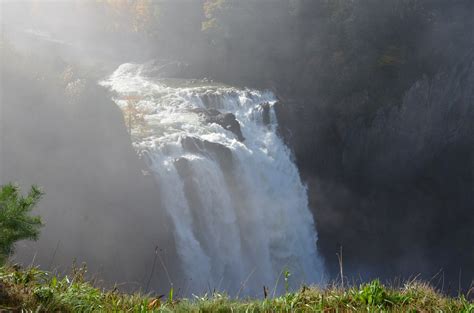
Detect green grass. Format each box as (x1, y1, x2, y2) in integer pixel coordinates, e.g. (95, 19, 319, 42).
(0, 265, 472, 312)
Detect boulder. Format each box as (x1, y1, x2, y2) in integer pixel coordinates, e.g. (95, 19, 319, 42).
(192, 108, 245, 141)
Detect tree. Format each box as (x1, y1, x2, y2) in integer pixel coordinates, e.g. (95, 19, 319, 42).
(0, 184, 43, 265)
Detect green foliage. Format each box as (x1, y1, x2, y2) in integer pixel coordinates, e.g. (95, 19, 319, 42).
(0, 183, 43, 265)
(283, 268, 291, 294)
(355, 279, 388, 306)
(0, 265, 472, 312)
(168, 287, 174, 303)
(350, 279, 409, 310)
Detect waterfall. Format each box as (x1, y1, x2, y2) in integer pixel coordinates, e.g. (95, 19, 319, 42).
(101, 63, 326, 295)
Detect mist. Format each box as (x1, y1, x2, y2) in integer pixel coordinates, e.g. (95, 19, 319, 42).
(1, 0, 473, 297)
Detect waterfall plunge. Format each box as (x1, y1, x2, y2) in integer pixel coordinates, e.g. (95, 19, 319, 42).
(101, 63, 326, 295)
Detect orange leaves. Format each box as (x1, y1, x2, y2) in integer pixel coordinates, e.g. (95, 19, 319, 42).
(121, 96, 149, 135)
(96, 0, 155, 33)
(148, 298, 161, 309)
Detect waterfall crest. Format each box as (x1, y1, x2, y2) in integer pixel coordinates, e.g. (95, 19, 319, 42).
(101, 63, 326, 295)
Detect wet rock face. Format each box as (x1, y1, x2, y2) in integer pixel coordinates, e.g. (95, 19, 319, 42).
(343, 51, 474, 184)
(192, 108, 245, 141)
(275, 51, 474, 291)
(335, 51, 474, 270)
(181, 136, 234, 172)
(261, 102, 271, 126)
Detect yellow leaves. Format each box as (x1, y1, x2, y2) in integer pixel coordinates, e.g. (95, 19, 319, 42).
(133, 0, 150, 31)
(202, 18, 217, 32)
(96, 0, 154, 33)
(203, 0, 225, 18)
(61, 65, 75, 84)
(148, 298, 161, 309)
(202, 0, 226, 31)
(121, 96, 149, 136)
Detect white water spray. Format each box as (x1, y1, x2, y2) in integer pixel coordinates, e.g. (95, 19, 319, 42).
(101, 63, 325, 295)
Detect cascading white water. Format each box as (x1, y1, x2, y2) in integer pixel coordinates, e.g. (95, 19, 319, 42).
(101, 63, 326, 295)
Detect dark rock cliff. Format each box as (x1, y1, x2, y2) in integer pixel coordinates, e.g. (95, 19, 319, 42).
(276, 51, 474, 290)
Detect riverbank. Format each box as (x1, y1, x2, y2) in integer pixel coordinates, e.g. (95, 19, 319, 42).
(1, 265, 472, 312)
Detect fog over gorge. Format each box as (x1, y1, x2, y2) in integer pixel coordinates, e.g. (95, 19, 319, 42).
(1, 0, 473, 300)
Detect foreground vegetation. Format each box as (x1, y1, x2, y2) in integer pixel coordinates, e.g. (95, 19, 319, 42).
(0, 265, 472, 312)
(0, 184, 43, 266)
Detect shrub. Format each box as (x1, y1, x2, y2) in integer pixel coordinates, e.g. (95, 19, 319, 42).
(0, 183, 43, 265)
